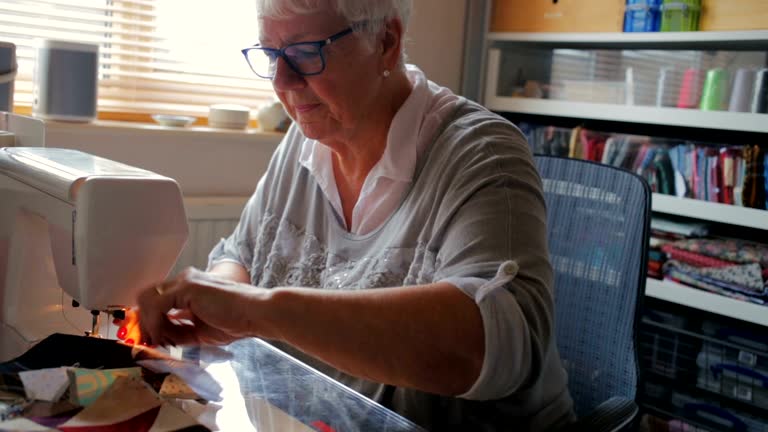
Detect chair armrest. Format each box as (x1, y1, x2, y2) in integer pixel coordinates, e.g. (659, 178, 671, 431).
(561, 397, 639, 432)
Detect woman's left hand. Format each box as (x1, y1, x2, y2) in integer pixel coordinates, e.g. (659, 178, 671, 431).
(136, 267, 269, 347)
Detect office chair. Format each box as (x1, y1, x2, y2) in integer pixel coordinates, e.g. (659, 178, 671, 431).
(534, 156, 651, 432)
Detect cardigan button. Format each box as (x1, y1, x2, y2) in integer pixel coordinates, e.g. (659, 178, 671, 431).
(502, 261, 519, 276)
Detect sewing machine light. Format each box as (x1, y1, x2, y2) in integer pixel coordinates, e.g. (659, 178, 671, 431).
(115, 308, 143, 346)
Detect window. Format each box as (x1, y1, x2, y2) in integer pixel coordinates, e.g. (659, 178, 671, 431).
(0, 0, 274, 120)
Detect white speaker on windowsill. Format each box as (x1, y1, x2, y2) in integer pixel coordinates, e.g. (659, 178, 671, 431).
(33, 40, 99, 123)
(0, 42, 15, 113)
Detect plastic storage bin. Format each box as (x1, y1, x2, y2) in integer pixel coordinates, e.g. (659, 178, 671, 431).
(700, 320, 768, 361)
(697, 348, 768, 410)
(669, 391, 768, 432)
(624, 0, 662, 32)
(640, 308, 700, 382)
(695, 320, 768, 409)
(660, 0, 701, 31)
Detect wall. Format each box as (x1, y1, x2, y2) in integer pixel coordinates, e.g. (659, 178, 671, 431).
(406, 0, 468, 93)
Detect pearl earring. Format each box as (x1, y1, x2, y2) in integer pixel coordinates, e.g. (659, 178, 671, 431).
(382, 70, 390, 78)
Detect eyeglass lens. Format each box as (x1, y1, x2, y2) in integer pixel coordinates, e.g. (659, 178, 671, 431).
(245, 43, 325, 78)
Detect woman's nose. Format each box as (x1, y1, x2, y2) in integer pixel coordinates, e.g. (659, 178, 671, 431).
(272, 56, 305, 91)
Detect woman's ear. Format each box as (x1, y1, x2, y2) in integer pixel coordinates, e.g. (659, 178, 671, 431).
(380, 17, 404, 70)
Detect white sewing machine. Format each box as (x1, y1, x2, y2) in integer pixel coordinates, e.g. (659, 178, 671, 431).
(0, 113, 188, 361)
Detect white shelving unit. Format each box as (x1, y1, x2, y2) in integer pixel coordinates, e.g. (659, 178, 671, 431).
(648, 195, 768, 324)
(652, 194, 768, 230)
(486, 30, 768, 49)
(482, 30, 768, 325)
(483, 96, 768, 133)
(646, 278, 768, 327)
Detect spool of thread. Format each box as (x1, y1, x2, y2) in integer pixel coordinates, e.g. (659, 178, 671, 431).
(751, 68, 768, 114)
(656, 67, 682, 107)
(729, 68, 756, 113)
(699, 68, 728, 111)
(676, 68, 702, 109)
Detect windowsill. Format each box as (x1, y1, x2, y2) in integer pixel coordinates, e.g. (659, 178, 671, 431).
(42, 119, 284, 197)
(44, 119, 287, 140)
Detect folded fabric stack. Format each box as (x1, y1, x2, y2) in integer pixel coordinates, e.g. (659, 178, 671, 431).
(648, 246, 666, 280)
(661, 238, 768, 304)
(648, 217, 710, 280)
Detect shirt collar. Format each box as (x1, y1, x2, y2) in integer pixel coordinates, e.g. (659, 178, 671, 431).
(370, 65, 430, 182)
(299, 136, 334, 191)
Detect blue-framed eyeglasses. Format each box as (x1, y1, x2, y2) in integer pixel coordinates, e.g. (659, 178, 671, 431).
(241, 27, 355, 80)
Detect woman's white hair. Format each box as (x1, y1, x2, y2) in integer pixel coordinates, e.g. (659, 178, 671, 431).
(256, 0, 412, 62)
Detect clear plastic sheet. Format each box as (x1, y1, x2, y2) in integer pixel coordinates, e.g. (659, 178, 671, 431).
(189, 338, 426, 432)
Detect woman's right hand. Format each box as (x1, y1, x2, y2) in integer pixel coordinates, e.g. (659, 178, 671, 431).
(136, 267, 270, 347)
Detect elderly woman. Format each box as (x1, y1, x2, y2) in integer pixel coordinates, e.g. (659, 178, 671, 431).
(137, 0, 574, 430)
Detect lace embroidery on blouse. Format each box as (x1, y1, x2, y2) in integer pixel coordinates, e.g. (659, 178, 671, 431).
(249, 212, 439, 290)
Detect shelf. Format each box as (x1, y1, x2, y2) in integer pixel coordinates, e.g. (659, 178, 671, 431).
(487, 30, 768, 49)
(645, 278, 768, 327)
(483, 46, 768, 133)
(484, 97, 768, 133)
(652, 194, 768, 230)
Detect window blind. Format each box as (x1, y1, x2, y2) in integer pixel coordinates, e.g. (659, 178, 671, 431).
(0, 0, 274, 118)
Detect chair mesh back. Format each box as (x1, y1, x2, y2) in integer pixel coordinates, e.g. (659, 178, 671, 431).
(535, 156, 651, 418)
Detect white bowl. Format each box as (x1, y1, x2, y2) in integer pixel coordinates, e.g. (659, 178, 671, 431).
(151, 114, 196, 127)
(208, 104, 250, 129)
